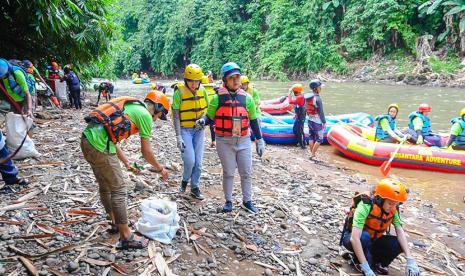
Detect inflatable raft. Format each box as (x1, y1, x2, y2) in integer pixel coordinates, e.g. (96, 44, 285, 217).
(327, 124, 465, 174)
(132, 78, 149, 84)
(261, 112, 374, 145)
(260, 96, 294, 115)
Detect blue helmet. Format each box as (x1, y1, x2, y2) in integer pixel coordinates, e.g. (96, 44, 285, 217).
(309, 79, 322, 90)
(220, 62, 241, 80)
(0, 58, 10, 78)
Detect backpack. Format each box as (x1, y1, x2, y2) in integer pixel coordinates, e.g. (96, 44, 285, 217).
(6, 60, 35, 96)
(339, 192, 373, 245)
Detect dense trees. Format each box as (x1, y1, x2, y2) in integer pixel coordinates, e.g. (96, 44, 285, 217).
(1, 0, 460, 80)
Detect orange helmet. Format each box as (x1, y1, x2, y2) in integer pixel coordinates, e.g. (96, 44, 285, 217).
(291, 83, 304, 94)
(145, 91, 171, 120)
(418, 103, 432, 113)
(374, 178, 408, 203)
(51, 62, 58, 69)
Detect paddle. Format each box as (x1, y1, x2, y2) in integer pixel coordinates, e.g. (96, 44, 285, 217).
(379, 138, 407, 176)
(261, 111, 288, 125)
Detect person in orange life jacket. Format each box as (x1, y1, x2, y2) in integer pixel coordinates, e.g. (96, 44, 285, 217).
(195, 62, 265, 214)
(0, 58, 33, 117)
(341, 179, 420, 276)
(81, 91, 170, 250)
(307, 79, 326, 160)
(287, 84, 306, 149)
(172, 64, 209, 200)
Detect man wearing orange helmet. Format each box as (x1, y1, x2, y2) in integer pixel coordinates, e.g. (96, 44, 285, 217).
(408, 103, 442, 146)
(287, 84, 306, 148)
(340, 179, 420, 276)
(81, 91, 170, 250)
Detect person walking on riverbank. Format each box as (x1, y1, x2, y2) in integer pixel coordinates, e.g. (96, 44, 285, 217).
(195, 62, 265, 214)
(374, 104, 408, 143)
(340, 178, 420, 276)
(447, 108, 465, 151)
(81, 91, 169, 250)
(172, 64, 209, 200)
(288, 83, 306, 149)
(0, 58, 34, 117)
(306, 79, 326, 160)
(61, 66, 81, 109)
(240, 75, 261, 117)
(408, 103, 442, 147)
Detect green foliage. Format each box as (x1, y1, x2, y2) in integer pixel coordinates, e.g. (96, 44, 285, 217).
(0, 0, 116, 81)
(428, 55, 463, 74)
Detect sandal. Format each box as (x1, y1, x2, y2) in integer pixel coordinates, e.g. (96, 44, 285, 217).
(116, 233, 149, 250)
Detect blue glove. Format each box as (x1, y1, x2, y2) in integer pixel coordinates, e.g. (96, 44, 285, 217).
(405, 257, 420, 276)
(256, 138, 265, 157)
(360, 262, 375, 276)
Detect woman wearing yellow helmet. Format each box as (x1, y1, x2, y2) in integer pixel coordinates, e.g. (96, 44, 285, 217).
(374, 103, 408, 143)
(446, 108, 465, 150)
(341, 178, 419, 276)
(171, 64, 209, 200)
(240, 75, 261, 116)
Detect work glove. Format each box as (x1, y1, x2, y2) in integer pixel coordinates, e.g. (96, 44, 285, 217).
(405, 257, 420, 276)
(416, 135, 424, 145)
(176, 135, 185, 153)
(360, 262, 375, 276)
(195, 118, 206, 131)
(256, 138, 265, 157)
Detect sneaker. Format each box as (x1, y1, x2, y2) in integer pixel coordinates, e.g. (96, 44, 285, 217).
(190, 188, 205, 200)
(374, 263, 389, 275)
(242, 201, 258, 214)
(179, 180, 188, 193)
(222, 201, 233, 213)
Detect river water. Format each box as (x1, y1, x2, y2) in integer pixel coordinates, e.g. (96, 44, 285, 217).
(106, 79, 464, 210)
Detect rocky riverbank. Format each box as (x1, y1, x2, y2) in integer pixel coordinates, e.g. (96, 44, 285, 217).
(0, 96, 464, 276)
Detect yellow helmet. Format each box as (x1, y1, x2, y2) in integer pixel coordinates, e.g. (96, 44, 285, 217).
(388, 103, 400, 112)
(150, 83, 156, 89)
(201, 75, 209, 84)
(460, 108, 465, 118)
(240, 75, 250, 84)
(184, 64, 203, 81)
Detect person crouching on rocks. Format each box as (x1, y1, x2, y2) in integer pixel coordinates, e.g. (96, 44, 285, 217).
(195, 62, 265, 214)
(340, 178, 420, 276)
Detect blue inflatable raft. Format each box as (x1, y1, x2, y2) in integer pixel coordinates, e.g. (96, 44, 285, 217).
(260, 112, 374, 145)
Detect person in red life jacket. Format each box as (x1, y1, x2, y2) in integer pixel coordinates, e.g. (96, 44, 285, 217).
(287, 83, 306, 149)
(307, 79, 326, 160)
(195, 62, 265, 214)
(81, 91, 170, 250)
(340, 179, 420, 276)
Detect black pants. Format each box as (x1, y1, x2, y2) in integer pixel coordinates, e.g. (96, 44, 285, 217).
(293, 118, 306, 148)
(342, 230, 402, 267)
(70, 88, 82, 109)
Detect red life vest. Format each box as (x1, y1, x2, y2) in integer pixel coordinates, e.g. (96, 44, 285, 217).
(214, 88, 249, 137)
(85, 96, 144, 144)
(305, 94, 317, 115)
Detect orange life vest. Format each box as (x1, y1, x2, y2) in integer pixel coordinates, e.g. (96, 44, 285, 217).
(214, 88, 249, 137)
(344, 193, 397, 240)
(85, 96, 144, 144)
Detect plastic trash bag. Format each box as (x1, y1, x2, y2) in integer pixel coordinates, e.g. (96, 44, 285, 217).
(5, 112, 40, 159)
(136, 198, 180, 244)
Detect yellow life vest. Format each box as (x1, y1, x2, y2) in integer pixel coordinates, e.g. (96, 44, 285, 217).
(203, 84, 216, 101)
(176, 82, 208, 128)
